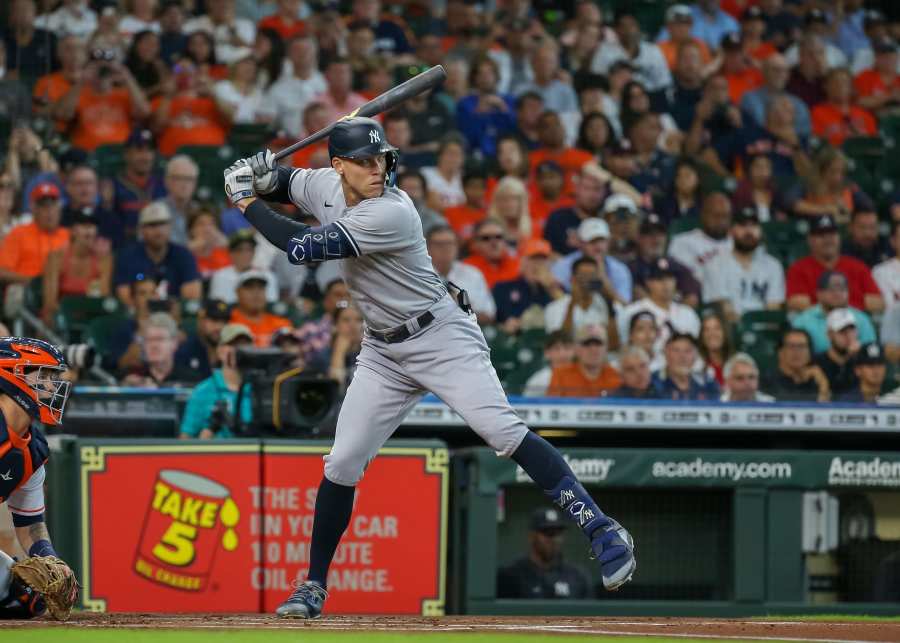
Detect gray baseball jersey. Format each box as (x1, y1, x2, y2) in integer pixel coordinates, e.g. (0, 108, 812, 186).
(286, 168, 447, 329)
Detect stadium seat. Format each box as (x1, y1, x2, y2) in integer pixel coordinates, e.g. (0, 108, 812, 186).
(176, 145, 236, 204)
(91, 144, 125, 179)
(55, 296, 126, 343)
(228, 124, 274, 159)
(669, 215, 699, 237)
(85, 313, 130, 357)
(737, 310, 786, 373)
(762, 220, 803, 264)
(25, 277, 43, 313)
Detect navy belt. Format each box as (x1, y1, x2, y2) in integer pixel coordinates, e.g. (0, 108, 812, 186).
(368, 311, 435, 344)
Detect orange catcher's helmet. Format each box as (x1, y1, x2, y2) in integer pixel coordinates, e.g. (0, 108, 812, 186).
(0, 337, 71, 426)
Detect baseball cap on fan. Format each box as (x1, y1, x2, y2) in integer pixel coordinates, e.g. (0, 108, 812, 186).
(826, 308, 856, 333)
(855, 343, 886, 366)
(665, 4, 693, 24)
(808, 214, 838, 235)
(640, 213, 666, 235)
(530, 507, 566, 532)
(522, 238, 552, 258)
(236, 270, 270, 288)
(139, 202, 172, 226)
(578, 218, 610, 242)
(30, 181, 61, 203)
(219, 323, 253, 346)
(603, 193, 638, 219)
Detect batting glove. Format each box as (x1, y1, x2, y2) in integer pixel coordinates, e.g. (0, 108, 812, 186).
(248, 149, 278, 194)
(224, 163, 256, 203)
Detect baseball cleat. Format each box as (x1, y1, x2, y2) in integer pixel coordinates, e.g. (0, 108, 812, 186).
(275, 580, 328, 619)
(590, 519, 636, 591)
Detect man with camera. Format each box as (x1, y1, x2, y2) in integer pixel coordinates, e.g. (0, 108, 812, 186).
(179, 323, 254, 440)
(544, 257, 610, 337)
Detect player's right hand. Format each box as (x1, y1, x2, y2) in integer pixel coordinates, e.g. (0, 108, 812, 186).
(247, 149, 278, 194)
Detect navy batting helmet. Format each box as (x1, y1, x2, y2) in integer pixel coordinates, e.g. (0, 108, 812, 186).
(328, 117, 400, 186)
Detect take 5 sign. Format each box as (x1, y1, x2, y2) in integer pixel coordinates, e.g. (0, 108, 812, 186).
(78, 442, 448, 614)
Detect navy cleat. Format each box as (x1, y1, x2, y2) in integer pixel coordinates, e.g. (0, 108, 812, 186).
(275, 580, 328, 619)
(590, 518, 636, 591)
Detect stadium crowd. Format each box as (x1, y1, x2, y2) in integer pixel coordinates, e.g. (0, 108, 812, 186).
(2, 0, 900, 424)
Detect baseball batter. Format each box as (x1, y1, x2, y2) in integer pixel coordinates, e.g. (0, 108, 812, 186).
(224, 117, 636, 619)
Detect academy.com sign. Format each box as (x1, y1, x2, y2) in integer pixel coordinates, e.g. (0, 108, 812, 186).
(515, 456, 614, 483)
(652, 458, 792, 482)
(828, 457, 900, 487)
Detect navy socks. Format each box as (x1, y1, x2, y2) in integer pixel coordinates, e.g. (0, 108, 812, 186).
(307, 477, 356, 587)
(511, 431, 609, 539)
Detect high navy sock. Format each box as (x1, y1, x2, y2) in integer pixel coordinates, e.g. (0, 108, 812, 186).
(307, 477, 355, 588)
(511, 431, 610, 539)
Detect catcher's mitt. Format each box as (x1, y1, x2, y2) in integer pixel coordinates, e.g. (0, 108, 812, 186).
(11, 556, 80, 620)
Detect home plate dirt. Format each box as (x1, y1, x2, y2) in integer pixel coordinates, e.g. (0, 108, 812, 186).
(8, 615, 900, 641)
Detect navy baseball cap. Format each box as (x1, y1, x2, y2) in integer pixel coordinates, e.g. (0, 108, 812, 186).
(733, 207, 760, 225)
(809, 214, 838, 235)
(640, 213, 666, 234)
(67, 207, 98, 226)
(721, 32, 742, 51)
(126, 128, 155, 148)
(873, 36, 898, 55)
(647, 257, 677, 279)
(855, 343, 886, 366)
(806, 8, 828, 25)
(530, 507, 566, 532)
(863, 9, 886, 29)
(742, 6, 764, 21)
(202, 299, 231, 322)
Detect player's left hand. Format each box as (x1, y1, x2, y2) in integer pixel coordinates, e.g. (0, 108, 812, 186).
(224, 163, 256, 204)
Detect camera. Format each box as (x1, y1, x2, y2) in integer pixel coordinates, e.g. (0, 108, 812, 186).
(234, 348, 339, 436)
(208, 399, 232, 435)
(90, 48, 118, 80)
(62, 343, 98, 370)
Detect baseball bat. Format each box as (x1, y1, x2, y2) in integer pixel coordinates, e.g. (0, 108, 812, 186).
(271, 64, 447, 162)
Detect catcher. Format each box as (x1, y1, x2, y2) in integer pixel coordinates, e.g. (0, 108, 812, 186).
(0, 338, 78, 620)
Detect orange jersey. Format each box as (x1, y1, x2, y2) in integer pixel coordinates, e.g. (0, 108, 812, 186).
(444, 204, 486, 241)
(195, 247, 231, 278)
(32, 72, 72, 131)
(854, 70, 900, 99)
(257, 15, 306, 40)
(152, 94, 228, 157)
(69, 87, 134, 151)
(725, 67, 765, 104)
(230, 309, 292, 348)
(811, 103, 877, 147)
(528, 148, 594, 196)
(658, 38, 711, 70)
(546, 362, 621, 397)
(0, 223, 69, 278)
(289, 141, 330, 169)
(463, 254, 521, 289)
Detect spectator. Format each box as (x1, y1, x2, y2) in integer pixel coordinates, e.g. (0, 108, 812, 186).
(312, 56, 368, 129)
(664, 41, 709, 135)
(611, 346, 657, 398)
(153, 155, 200, 247)
(873, 222, 900, 306)
(618, 81, 679, 152)
(849, 10, 890, 75)
(684, 73, 745, 175)
(575, 112, 615, 163)
(61, 164, 117, 237)
(654, 159, 702, 227)
(188, 209, 230, 280)
(403, 89, 454, 159)
(591, 9, 671, 93)
(271, 326, 305, 370)
(113, 202, 202, 306)
(719, 33, 764, 105)
(41, 208, 111, 325)
(284, 102, 331, 169)
(738, 92, 811, 183)
(793, 148, 875, 226)
(842, 210, 891, 268)
(106, 128, 166, 243)
(621, 310, 664, 372)
(623, 112, 676, 196)
(702, 206, 785, 320)
(759, 0, 802, 52)
(547, 324, 620, 397)
(811, 67, 877, 148)
(120, 312, 203, 387)
(523, 331, 575, 397)
(677, 0, 739, 51)
(853, 36, 900, 117)
(721, 353, 774, 402)
(90, 2, 127, 60)
(182, 30, 227, 80)
(349, 0, 412, 57)
(209, 230, 279, 304)
(444, 169, 487, 242)
(657, 5, 712, 71)
(108, 274, 171, 370)
(493, 239, 563, 333)
(465, 219, 520, 290)
(552, 216, 632, 304)
(669, 191, 733, 283)
(258, 0, 307, 41)
(266, 36, 326, 138)
(785, 10, 848, 70)
(543, 164, 609, 256)
(494, 135, 531, 185)
(881, 305, 900, 365)
(545, 256, 610, 336)
(730, 154, 790, 222)
(812, 308, 863, 397)
(529, 111, 594, 196)
(0, 172, 28, 243)
(832, 0, 869, 61)
(791, 271, 877, 354)
(0, 182, 68, 285)
(426, 225, 495, 325)
(396, 171, 447, 236)
(32, 35, 86, 127)
(513, 92, 545, 150)
(760, 328, 829, 401)
(119, 0, 160, 39)
(184, 0, 256, 65)
(34, 0, 98, 40)
(456, 55, 517, 158)
(517, 39, 579, 117)
(422, 134, 466, 212)
(175, 298, 231, 377)
(56, 47, 151, 152)
(652, 333, 720, 400)
(3, 0, 58, 86)
(840, 343, 889, 403)
(530, 160, 572, 234)
(295, 278, 349, 362)
(179, 323, 255, 440)
(737, 6, 777, 63)
(619, 257, 701, 353)
(785, 214, 883, 314)
(787, 34, 828, 108)
(603, 191, 642, 267)
(741, 53, 812, 137)
(214, 54, 274, 126)
(697, 310, 735, 386)
(496, 507, 591, 600)
(308, 301, 363, 390)
(151, 61, 228, 157)
(158, 1, 187, 65)
(488, 176, 532, 252)
(125, 30, 169, 99)
(229, 270, 291, 347)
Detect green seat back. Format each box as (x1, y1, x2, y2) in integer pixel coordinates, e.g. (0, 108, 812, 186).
(55, 296, 126, 343)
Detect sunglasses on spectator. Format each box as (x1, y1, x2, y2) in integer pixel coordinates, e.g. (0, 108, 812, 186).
(477, 234, 504, 242)
(580, 339, 605, 346)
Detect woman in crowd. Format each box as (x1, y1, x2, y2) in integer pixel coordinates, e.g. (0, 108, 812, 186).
(125, 30, 169, 99)
(731, 154, 789, 222)
(253, 27, 286, 90)
(697, 310, 735, 386)
(183, 30, 227, 80)
(576, 111, 616, 163)
(423, 134, 467, 212)
(188, 209, 230, 281)
(654, 158, 702, 226)
(792, 147, 874, 225)
(214, 54, 274, 126)
(619, 80, 679, 153)
(488, 176, 533, 251)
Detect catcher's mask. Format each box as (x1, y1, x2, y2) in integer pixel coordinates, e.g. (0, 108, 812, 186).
(328, 117, 400, 187)
(0, 337, 71, 426)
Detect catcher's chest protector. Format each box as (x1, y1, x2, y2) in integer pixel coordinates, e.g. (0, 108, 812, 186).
(0, 413, 49, 503)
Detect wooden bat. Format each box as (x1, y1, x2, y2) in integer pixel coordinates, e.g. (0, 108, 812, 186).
(271, 65, 447, 162)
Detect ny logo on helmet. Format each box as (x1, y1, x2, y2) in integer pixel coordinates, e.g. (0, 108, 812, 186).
(369, 129, 381, 144)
